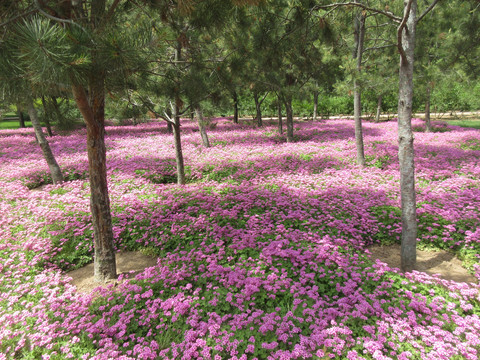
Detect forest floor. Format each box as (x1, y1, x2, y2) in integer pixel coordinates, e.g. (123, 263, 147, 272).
(68, 246, 477, 295)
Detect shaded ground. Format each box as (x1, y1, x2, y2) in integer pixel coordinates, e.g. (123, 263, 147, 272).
(68, 246, 476, 295)
(67, 251, 158, 293)
(369, 244, 477, 284)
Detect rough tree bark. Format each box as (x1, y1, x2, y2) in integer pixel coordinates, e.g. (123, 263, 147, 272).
(353, 3, 366, 167)
(398, 0, 418, 273)
(233, 91, 239, 124)
(72, 82, 117, 282)
(253, 91, 262, 127)
(195, 104, 210, 148)
(26, 99, 64, 185)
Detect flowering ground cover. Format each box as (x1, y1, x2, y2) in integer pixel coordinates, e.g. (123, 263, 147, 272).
(1, 118, 480, 359)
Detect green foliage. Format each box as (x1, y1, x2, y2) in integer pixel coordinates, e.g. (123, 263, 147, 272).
(22, 167, 88, 189)
(460, 138, 480, 151)
(369, 206, 402, 245)
(201, 164, 239, 182)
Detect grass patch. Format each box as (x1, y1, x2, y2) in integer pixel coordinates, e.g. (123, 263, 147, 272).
(443, 119, 480, 129)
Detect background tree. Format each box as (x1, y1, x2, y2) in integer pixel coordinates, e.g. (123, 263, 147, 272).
(0, 18, 64, 185)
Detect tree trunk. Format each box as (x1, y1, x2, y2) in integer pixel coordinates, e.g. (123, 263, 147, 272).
(233, 91, 239, 124)
(173, 101, 186, 185)
(67, 0, 117, 283)
(313, 91, 319, 121)
(353, 5, 366, 167)
(195, 104, 210, 148)
(17, 105, 26, 128)
(398, 0, 418, 273)
(50, 96, 67, 129)
(253, 91, 262, 127)
(425, 86, 432, 132)
(284, 95, 294, 142)
(277, 96, 283, 134)
(166, 121, 173, 134)
(172, 41, 186, 185)
(41, 96, 54, 137)
(375, 95, 383, 123)
(72, 82, 117, 283)
(26, 99, 64, 185)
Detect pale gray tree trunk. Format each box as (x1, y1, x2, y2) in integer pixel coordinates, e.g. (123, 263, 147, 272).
(353, 4, 366, 167)
(424, 86, 432, 132)
(26, 99, 64, 185)
(398, 0, 418, 273)
(195, 104, 210, 148)
(313, 90, 319, 121)
(375, 95, 383, 122)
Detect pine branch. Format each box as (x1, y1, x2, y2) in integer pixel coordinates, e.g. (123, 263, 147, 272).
(0, 9, 37, 29)
(312, 2, 402, 23)
(416, 0, 442, 24)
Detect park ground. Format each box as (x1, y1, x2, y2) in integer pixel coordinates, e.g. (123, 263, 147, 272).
(1, 117, 480, 359)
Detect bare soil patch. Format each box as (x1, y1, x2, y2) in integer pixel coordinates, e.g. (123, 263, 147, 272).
(369, 244, 477, 284)
(67, 251, 158, 294)
(68, 246, 476, 295)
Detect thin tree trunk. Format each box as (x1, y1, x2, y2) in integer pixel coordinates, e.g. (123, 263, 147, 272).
(253, 92, 262, 127)
(313, 90, 319, 121)
(41, 96, 54, 137)
(353, 5, 366, 167)
(398, 0, 418, 273)
(173, 41, 186, 185)
(173, 100, 186, 185)
(26, 99, 64, 185)
(425, 86, 432, 132)
(233, 91, 239, 124)
(17, 105, 26, 128)
(50, 96, 67, 129)
(284, 95, 294, 142)
(166, 121, 173, 134)
(278, 96, 283, 134)
(375, 95, 383, 123)
(195, 104, 210, 148)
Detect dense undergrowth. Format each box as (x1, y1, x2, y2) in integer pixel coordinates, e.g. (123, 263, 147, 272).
(1, 118, 479, 359)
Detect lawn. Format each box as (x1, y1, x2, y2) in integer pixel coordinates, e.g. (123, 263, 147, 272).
(0, 118, 32, 130)
(443, 119, 480, 130)
(0, 117, 479, 360)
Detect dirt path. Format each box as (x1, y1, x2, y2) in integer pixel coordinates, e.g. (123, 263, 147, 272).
(67, 251, 158, 293)
(67, 246, 476, 294)
(369, 244, 477, 284)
